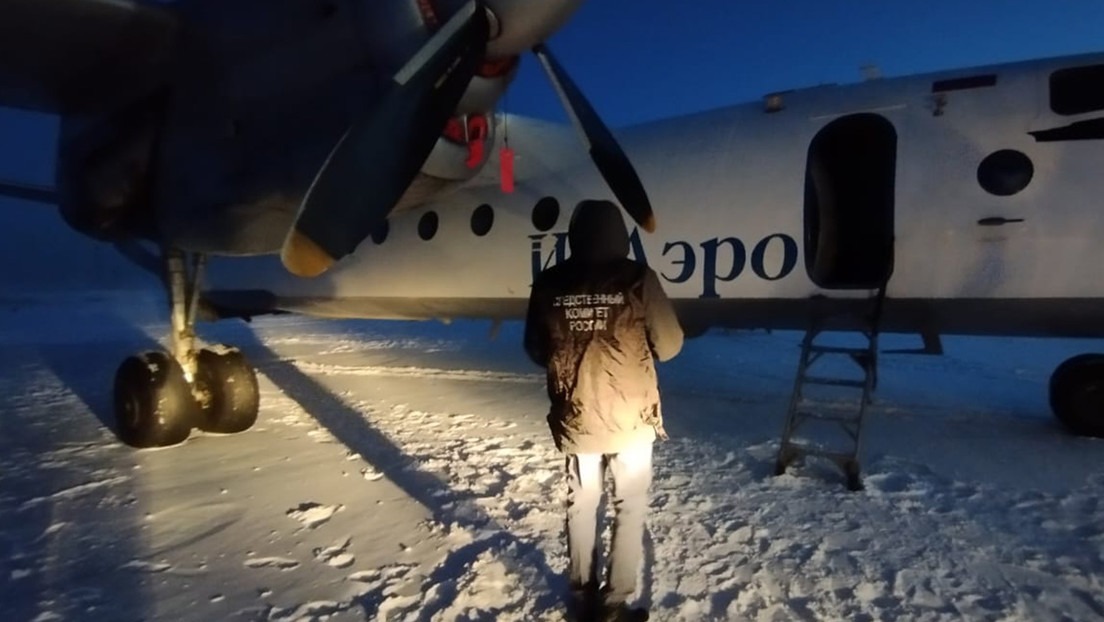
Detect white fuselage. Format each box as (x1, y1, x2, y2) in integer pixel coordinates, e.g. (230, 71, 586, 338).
(208, 52, 1104, 337)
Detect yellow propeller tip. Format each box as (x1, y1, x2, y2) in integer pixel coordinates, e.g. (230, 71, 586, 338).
(281, 230, 336, 277)
(641, 213, 657, 234)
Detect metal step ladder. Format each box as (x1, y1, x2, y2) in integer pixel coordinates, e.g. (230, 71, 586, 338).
(774, 287, 887, 491)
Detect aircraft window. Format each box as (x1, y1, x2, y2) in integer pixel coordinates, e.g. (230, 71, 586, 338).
(532, 197, 560, 231)
(418, 211, 439, 241)
(471, 204, 494, 236)
(1050, 65, 1104, 115)
(931, 74, 997, 93)
(370, 220, 389, 245)
(977, 150, 1034, 196)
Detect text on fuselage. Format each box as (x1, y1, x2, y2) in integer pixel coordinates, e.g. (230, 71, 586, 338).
(530, 228, 799, 298)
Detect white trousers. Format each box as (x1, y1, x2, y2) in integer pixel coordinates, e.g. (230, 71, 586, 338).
(564, 442, 653, 605)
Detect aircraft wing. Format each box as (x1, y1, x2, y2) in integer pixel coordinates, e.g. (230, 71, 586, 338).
(0, 180, 57, 205)
(0, 0, 178, 114)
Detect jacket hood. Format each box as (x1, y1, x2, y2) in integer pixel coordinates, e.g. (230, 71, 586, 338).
(567, 200, 630, 264)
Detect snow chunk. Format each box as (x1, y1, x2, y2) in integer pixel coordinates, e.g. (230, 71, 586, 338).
(286, 502, 344, 529)
(121, 560, 172, 573)
(243, 557, 299, 570)
(314, 537, 355, 568)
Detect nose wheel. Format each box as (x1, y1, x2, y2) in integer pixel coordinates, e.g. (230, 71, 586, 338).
(111, 248, 260, 448)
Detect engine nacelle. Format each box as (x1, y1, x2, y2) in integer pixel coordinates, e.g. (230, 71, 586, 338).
(55, 96, 165, 240)
(357, 0, 581, 195)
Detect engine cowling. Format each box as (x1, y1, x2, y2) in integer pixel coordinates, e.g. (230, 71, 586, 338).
(483, 0, 584, 58)
(367, 0, 581, 194)
(55, 95, 165, 240)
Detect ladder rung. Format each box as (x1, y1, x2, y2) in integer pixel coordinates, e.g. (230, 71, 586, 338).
(803, 376, 866, 388)
(793, 410, 862, 424)
(807, 345, 872, 355)
(780, 443, 856, 463)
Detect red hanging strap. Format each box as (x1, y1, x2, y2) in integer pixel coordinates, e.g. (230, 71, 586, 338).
(464, 115, 488, 168)
(499, 146, 515, 193)
(441, 114, 491, 169)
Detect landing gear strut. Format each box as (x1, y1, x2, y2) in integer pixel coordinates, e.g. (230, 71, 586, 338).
(1049, 353, 1104, 439)
(113, 248, 259, 448)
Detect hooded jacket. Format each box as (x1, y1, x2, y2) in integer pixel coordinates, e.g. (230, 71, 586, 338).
(524, 200, 684, 454)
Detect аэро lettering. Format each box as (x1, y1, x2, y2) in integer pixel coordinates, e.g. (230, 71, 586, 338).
(530, 229, 799, 298)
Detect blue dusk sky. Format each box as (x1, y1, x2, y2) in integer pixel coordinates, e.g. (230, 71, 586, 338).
(512, 0, 1104, 126)
(2, 0, 1103, 185)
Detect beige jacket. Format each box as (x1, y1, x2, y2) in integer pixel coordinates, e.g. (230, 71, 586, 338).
(524, 200, 684, 454)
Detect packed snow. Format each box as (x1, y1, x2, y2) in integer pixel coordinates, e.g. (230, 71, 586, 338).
(0, 287, 1101, 622)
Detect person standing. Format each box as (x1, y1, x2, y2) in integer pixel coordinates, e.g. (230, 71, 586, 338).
(524, 199, 684, 621)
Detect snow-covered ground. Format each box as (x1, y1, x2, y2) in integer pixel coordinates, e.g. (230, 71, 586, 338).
(0, 290, 1101, 622)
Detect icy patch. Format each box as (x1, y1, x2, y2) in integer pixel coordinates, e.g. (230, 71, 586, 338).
(293, 360, 542, 384)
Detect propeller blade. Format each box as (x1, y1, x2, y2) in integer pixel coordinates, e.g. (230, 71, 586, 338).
(532, 43, 656, 233)
(281, 1, 489, 277)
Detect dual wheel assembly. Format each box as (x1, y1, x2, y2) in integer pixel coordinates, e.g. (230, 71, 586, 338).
(113, 346, 259, 448)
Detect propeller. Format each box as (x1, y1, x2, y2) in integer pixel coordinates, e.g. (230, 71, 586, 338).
(281, 1, 656, 277)
(281, 1, 489, 277)
(532, 44, 656, 234)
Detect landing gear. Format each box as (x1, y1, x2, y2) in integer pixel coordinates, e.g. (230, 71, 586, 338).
(114, 351, 197, 448)
(194, 346, 259, 433)
(1049, 353, 1104, 438)
(112, 248, 259, 448)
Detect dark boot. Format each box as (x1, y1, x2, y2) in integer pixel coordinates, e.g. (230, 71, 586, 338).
(567, 584, 601, 621)
(598, 602, 650, 622)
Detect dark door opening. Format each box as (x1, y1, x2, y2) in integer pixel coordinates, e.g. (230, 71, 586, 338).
(804, 113, 896, 289)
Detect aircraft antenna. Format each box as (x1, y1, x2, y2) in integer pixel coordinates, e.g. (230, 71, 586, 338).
(861, 64, 882, 81)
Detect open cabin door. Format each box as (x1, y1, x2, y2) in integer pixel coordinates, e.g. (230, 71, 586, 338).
(803, 113, 896, 289)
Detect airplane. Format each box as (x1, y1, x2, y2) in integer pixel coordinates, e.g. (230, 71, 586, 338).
(2, 1, 1104, 453)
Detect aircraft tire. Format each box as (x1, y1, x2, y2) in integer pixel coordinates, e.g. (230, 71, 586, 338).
(1048, 353, 1104, 438)
(114, 351, 197, 448)
(194, 346, 259, 434)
